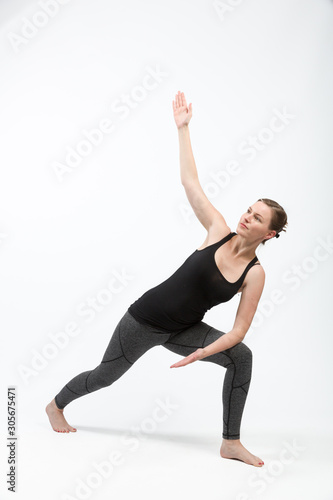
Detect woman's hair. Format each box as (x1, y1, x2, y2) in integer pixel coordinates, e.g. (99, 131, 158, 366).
(257, 198, 288, 245)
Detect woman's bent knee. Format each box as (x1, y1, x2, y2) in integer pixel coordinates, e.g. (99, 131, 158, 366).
(228, 341, 252, 363)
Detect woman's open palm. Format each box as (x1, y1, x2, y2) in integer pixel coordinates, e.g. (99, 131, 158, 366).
(173, 91, 192, 129)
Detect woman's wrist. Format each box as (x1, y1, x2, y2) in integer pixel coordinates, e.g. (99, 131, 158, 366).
(177, 124, 189, 131)
(197, 348, 208, 360)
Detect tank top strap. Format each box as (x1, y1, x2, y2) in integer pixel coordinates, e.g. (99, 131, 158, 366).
(215, 231, 237, 247)
(196, 231, 237, 253)
(238, 256, 259, 284)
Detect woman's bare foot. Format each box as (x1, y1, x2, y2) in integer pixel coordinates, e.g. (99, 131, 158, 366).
(220, 439, 264, 467)
(45, 398, 77, 433)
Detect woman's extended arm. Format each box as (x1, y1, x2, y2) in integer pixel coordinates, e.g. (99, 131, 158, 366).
(172, 91, 196, 183)
(170, 264, 265, 368)
(173, 91, 229, 233)
(178, 126, 197, 184)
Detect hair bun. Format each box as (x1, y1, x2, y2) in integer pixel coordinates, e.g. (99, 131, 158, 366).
(275, 233, 280, 238)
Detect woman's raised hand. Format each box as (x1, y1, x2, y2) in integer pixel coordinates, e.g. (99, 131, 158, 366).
(172, 91, 192, 129)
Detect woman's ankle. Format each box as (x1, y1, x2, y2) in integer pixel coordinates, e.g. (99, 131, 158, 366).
(222, 438, 240, 444)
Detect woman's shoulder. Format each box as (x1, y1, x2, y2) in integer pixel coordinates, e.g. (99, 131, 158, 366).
(247, 261, 266, 283)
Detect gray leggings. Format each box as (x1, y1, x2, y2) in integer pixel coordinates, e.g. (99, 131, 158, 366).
(54, 310, 252, 440)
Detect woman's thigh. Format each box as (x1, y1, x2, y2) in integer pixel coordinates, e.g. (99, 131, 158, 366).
(101, 311, 172, 365)
(161, 320, 226, 357)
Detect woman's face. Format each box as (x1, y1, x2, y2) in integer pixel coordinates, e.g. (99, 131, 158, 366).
(237, 201, 276, 242)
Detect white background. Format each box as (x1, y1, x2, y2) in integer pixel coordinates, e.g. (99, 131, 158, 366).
(0, 0, 332, 499)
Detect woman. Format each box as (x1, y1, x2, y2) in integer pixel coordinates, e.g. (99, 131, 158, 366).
(46, 91, 288, 467)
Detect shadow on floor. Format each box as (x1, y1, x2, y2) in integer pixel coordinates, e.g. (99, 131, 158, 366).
(75, 425, 218, 450)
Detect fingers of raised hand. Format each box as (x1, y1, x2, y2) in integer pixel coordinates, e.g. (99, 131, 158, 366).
(174, 91, 187, 110)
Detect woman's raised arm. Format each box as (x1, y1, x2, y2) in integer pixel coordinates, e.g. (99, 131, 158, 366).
(173, 91, 229, 232)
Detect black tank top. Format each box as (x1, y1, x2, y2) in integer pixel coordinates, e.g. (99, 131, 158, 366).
(128, 231, 259, 334)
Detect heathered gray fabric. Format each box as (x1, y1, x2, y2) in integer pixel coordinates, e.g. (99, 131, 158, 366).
(54, 310, 252, 440)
